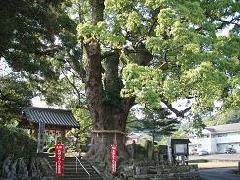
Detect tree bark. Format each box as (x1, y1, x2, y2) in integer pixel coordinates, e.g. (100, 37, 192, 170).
(83, 1, 133, 166)
(82, 1, 143, 173)
(83, 35, 133, 171)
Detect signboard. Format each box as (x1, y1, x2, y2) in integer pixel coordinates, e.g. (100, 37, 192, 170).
(111, 144, 118, 176)
(37, 121, 45, 153)
(175, 144, 187, 154)
(55, 144, 64, 176)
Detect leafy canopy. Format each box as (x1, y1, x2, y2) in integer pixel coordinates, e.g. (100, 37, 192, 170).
(205, 108, 240, 126)
(75, 0, 239, 111)
(1, 0, 240, 125)
(0, 75, 33, 125)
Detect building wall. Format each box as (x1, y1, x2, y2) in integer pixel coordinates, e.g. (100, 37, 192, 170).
(189, 131, 240, 154)
(189, 137, 212, 154)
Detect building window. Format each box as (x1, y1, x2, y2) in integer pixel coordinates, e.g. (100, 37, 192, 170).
(217, 133, 227, 137)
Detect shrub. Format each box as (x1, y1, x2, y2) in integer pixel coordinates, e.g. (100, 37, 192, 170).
(0, 125, 36, 173)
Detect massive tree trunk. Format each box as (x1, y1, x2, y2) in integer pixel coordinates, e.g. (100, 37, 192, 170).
(82, 0, 148, 173)
(84, 38, 134, 162)
(83, 1, 132, 165)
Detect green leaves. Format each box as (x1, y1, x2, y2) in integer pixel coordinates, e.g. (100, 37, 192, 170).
(1, 0, 240, 126)
(126, 11, 141, 32)
(70, 108, 92, 144)
(77, 21, 125, 48)
(121, 63, 163, 107)
(0, 75, 33, 125)
(105, 0, 129, 10)
(181, 61, 227, 108)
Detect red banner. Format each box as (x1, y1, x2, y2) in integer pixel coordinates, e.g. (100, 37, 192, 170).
(111, 144, 118, 176)
(55, 144, 64, 176)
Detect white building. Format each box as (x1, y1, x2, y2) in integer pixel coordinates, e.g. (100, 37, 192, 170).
(189, 123, 240, 154)
(126, 132, 152, 145)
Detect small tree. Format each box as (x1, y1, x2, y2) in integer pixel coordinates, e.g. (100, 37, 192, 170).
(129, 107, 179, 144)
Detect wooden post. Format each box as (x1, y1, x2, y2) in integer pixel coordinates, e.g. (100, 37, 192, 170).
(60, 129, 66, 144)
(32, 127, 38, 140)
(37, 121, 45, 153)
(238, 161, 240, 173)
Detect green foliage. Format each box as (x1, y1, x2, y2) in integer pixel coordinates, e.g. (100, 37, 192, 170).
(0, 125, 36, 172)
(159, 128, 186, 145)
(205, 108, 240, 126)
(68, 108, 92, 144)
(128, 107, 179, 143)
(0, 75, 33, 125)
(181, 62, 227, 108)
(117, 0, 240, 111)
(0, 0, 62, 73)
(122, 64, 163, 107)
(191, 113, 206, 136)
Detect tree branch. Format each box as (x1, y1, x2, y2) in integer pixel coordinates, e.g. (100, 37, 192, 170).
(101, 51, 116, 60)
(89, 0, 105, 24)
(122, 97, 136, 114)
(61, 70, 86, 107)
(67, 49, 86, 83)
(161, 100, 191, 118)
(217, 15, 240, 29)
(34, 45, 62, 56)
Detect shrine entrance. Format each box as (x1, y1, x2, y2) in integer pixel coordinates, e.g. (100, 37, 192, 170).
(18, 107, 80, 153)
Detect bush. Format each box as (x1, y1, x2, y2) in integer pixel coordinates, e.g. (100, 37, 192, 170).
(0, 125, 36, 173)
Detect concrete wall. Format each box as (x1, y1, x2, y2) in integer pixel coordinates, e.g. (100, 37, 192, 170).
(189, 131, 240, 154)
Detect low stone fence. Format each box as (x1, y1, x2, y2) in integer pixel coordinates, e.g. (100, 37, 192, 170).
(121, 163, 200, 180)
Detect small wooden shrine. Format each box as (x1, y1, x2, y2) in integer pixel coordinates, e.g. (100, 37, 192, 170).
(19, 107, 80, 152)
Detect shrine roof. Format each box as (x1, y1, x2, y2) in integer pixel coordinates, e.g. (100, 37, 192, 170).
(23, 107, 80, 128)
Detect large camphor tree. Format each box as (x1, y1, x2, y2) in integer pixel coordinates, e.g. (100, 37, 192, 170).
(1, 0, 240, 166)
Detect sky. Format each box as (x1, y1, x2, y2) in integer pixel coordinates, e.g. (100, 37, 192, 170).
(0, 58, 11, 76)
(31, 96, 48, 107)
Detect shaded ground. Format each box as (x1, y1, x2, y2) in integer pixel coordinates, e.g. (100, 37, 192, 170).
(200, 168, 240, 180)
(189, 154, 240, 180)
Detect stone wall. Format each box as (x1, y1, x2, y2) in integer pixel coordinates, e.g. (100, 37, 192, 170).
(1, 156, 54, 180)
(121, 163, 200, 180)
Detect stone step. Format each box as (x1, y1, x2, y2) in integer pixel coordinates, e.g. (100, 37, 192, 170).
(51, 164, 93, 168)
(63, 170, 97, 173)
(53, 175, 102, 179)
(49, 157, 103, 180)
(50, 165, 97, 170)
